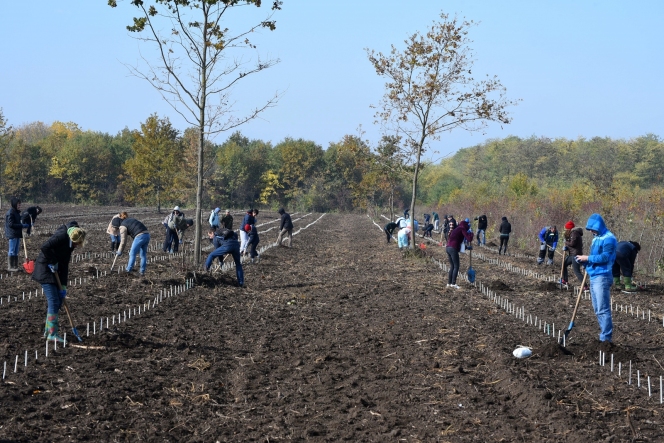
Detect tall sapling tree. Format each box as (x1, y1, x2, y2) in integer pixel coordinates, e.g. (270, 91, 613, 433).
(109, 0, 282, 265)
(367, 13, 518, 248)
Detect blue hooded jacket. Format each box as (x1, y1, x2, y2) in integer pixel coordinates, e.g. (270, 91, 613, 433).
(584, 213, 617, 278)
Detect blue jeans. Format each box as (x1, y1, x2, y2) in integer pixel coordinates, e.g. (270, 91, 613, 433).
(589, 274, 613, 342)
(42, 283, 62, 315)
(476, 229, 486, 245)
(109, 234, 120, 244)
(8, 238, 20, 257)
(127, 233, 150, 273)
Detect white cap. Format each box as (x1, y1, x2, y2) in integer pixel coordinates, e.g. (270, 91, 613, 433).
(173, 206, 180, 211)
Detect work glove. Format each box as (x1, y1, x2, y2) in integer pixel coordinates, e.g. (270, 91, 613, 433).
(563, 246, 568, 251)
(59, 289, 67, 299)
(22, 224, 30, 229)
(48, 264, 58, 273)
(179, 240, 183, 245)
(466, 244, 473, 250)
(116, 251, 122, 256)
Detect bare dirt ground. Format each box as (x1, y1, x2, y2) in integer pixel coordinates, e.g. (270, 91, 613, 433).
(1, 208, 663, 442)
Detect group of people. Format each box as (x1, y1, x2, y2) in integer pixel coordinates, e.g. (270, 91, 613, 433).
(384, 207, 643, 344)
(4, 196, 295, 344)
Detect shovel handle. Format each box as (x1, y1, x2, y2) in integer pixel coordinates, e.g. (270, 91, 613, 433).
(567, 271, 588, 330)
(53, 272, 82, 341)
(111, 254, 118, 271)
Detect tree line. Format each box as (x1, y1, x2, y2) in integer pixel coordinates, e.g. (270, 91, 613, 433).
(0, 111, 414, 212)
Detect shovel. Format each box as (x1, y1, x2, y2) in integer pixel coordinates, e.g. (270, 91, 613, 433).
(467, 246, 476, 283)
(559, 249, 567, 290)
(22, 237, 35, 274)
(562, 270, 588, 343)
(53, 272, 83, 342)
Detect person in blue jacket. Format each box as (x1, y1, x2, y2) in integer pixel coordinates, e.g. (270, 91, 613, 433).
(612, 241, 640, 291)
(537, 225, 558, 265)
(575, 214, 617, 343)
(205, 228, 244, 287)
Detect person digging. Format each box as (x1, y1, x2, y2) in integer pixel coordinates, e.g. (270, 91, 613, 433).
(612, 241, 641, 291)
(205, 228, 244, 287)
(32, 222, 86, 343)
(537, 225, 558, 265)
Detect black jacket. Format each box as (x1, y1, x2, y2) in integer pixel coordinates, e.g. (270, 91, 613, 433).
(279, 211, 293, 230)
(31, 222, 78, 286)
(499, 220, 512, 235)
(20, 206, 42, 224)
(220, 214, 233, 230)
(118, 218, 149, 252)
(5, 198, 23, 239)
(476, 215, 487, 230)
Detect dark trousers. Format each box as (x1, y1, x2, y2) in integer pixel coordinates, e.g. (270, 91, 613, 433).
(163, 227, 179, 252)
(612, 255, 634, 278)
(248, 236, 259, 258)
(499, 235, 509, 254)
(563, 255, 584, 282)
(538, 244, 555, 261)
(384, 228, 395, 242)
(446, 247, 460, 284)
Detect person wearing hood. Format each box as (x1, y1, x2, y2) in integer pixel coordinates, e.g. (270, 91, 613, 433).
(498, 216, 511, 255)
(107, 211, 128, 252)
(20, 205, 42, 236)
(209, 207, 221, 230)
(5, 197, 30, 272)
(446, 220, 474, 289)
(612, 241, 641, 291)
(397, 225, 411, 249)
(32, 221, 86, 343)
(561, 220, 585, 286)
(276, 208, 294, 247)
(537, 225, 559, 265)
(575, 213, 617, 343)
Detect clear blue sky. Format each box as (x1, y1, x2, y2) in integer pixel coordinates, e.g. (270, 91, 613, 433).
(1, 1, 662, 160)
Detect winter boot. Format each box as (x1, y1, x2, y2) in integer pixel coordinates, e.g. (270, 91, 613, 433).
(546, 258, 553, 266)
(45, 313, 65, 343)
(613, 276, 621, 286)
(537, 258, 544, 265)
(7, 256, 18, 272)
(623, 277, 638, 291)
(43, 315, 49, 337)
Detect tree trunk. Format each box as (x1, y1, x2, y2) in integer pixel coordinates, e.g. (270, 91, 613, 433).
(409, 143, 423, 249)
(193, 4, 209, 268)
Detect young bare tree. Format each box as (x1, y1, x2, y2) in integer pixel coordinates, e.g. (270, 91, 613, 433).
(109, 0, 282, 265)
(367, 13, 517, 248)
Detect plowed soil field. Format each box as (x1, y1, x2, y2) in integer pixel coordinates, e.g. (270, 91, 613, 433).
(1, 207, 663, 442)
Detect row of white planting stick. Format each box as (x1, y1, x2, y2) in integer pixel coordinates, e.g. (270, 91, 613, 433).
(2, 279, 195, 381)
(0, 213, 310, 310)
(372, 216, 664, 405)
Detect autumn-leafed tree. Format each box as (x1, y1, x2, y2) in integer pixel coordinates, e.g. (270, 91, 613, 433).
(0, 108, 14, 206)
(273, 138, 324, 206)
(3, 140, 48, 200)
(367, 12, 517, 248)
(123, 114, 183, 212)
(109, 0, 282, 265)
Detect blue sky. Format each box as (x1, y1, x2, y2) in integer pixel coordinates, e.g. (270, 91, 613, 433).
(1, 1, 662, 160)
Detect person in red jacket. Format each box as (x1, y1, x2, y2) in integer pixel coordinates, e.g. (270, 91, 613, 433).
(445, 219, 473, 289)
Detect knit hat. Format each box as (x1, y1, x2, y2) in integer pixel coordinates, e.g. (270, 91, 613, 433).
(501, 216, 507, 221)
(464, 218, 470, 223)
(225, 209, 230, 214)
(173, 206, 180, 212)
(564, 220, 575, 230)
(67, 227, 86, 245)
